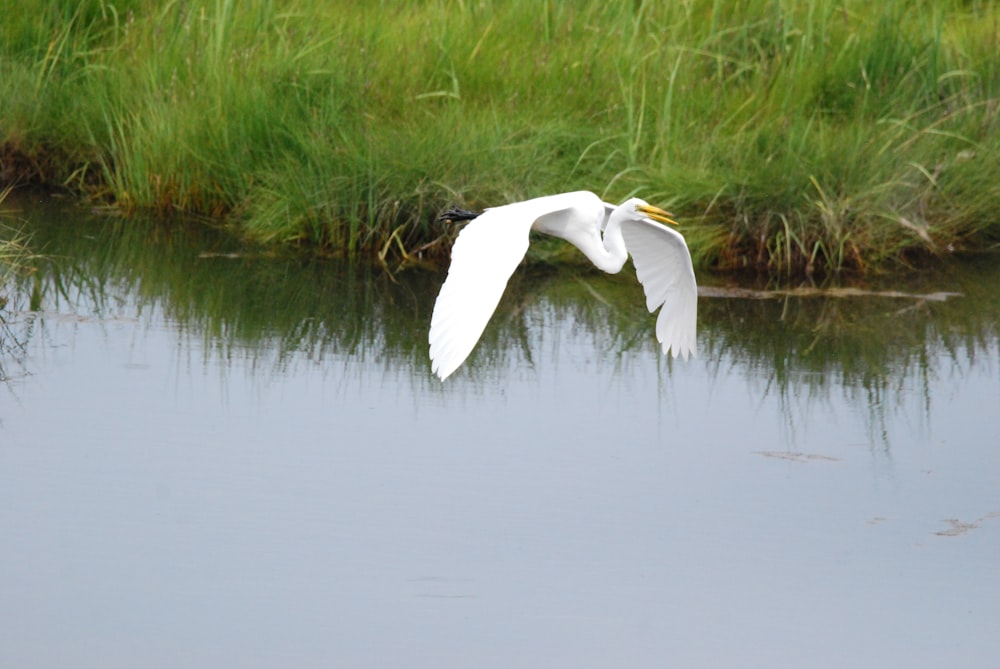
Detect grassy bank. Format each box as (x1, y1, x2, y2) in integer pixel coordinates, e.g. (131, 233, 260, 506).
(1, 0, 999, 273)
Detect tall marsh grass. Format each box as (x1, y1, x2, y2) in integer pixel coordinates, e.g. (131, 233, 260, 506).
(2, 0, 999, 272)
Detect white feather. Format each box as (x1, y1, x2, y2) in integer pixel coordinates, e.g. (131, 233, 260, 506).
(621, 218, 698, 358)
(429, 191, 697, 379)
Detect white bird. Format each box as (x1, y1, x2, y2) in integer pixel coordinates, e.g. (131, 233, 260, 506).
(428, 190, 697, 380)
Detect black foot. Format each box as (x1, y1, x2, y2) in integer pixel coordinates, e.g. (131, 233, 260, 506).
(436, 206, 481, 222)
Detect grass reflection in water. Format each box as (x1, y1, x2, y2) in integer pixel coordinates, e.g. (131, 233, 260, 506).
(5, 199, 998, 446)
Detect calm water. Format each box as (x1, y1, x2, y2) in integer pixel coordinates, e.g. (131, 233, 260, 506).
(2, 196, 999, 668)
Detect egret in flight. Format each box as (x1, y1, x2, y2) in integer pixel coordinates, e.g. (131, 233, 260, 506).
(428, 190, 697, 380)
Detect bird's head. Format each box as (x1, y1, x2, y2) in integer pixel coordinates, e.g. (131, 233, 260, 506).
(627, 198, 678, 226)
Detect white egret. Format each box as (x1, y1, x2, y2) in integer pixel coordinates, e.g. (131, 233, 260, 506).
(428, 190, 697, 380)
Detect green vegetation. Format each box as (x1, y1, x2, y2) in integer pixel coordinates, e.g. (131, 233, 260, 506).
(0, 188, 39, 381)
(2, 0, 999, 273)
(0, 189, 38, 287)
(0, 227, 35, 280)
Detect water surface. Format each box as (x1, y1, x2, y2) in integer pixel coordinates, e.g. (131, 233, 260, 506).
(2, 196, 999, 668)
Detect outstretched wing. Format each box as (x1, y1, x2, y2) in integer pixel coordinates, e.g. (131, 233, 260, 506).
(620, 219, 698, 359)
(429, 201, 539, 380)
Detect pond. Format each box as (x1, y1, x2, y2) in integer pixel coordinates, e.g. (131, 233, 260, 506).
(1, 194, 998, 668)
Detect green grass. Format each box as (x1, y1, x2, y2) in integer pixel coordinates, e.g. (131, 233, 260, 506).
(0, 188, 38, 287)
(2, 0, 999, 273)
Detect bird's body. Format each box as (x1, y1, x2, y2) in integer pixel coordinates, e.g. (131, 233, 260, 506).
(429, 190, 697, 380)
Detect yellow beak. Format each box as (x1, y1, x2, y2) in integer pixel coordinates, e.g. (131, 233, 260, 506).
(637, 204, 679, 225)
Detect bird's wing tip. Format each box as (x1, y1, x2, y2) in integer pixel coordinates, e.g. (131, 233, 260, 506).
(664, 341, 697, 360)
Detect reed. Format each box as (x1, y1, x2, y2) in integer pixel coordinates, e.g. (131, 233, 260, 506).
(0, 188, 38, 285)
(1, 0, 998, 273)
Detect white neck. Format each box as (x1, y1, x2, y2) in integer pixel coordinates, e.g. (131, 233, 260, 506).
(591, 211, 628, 273)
